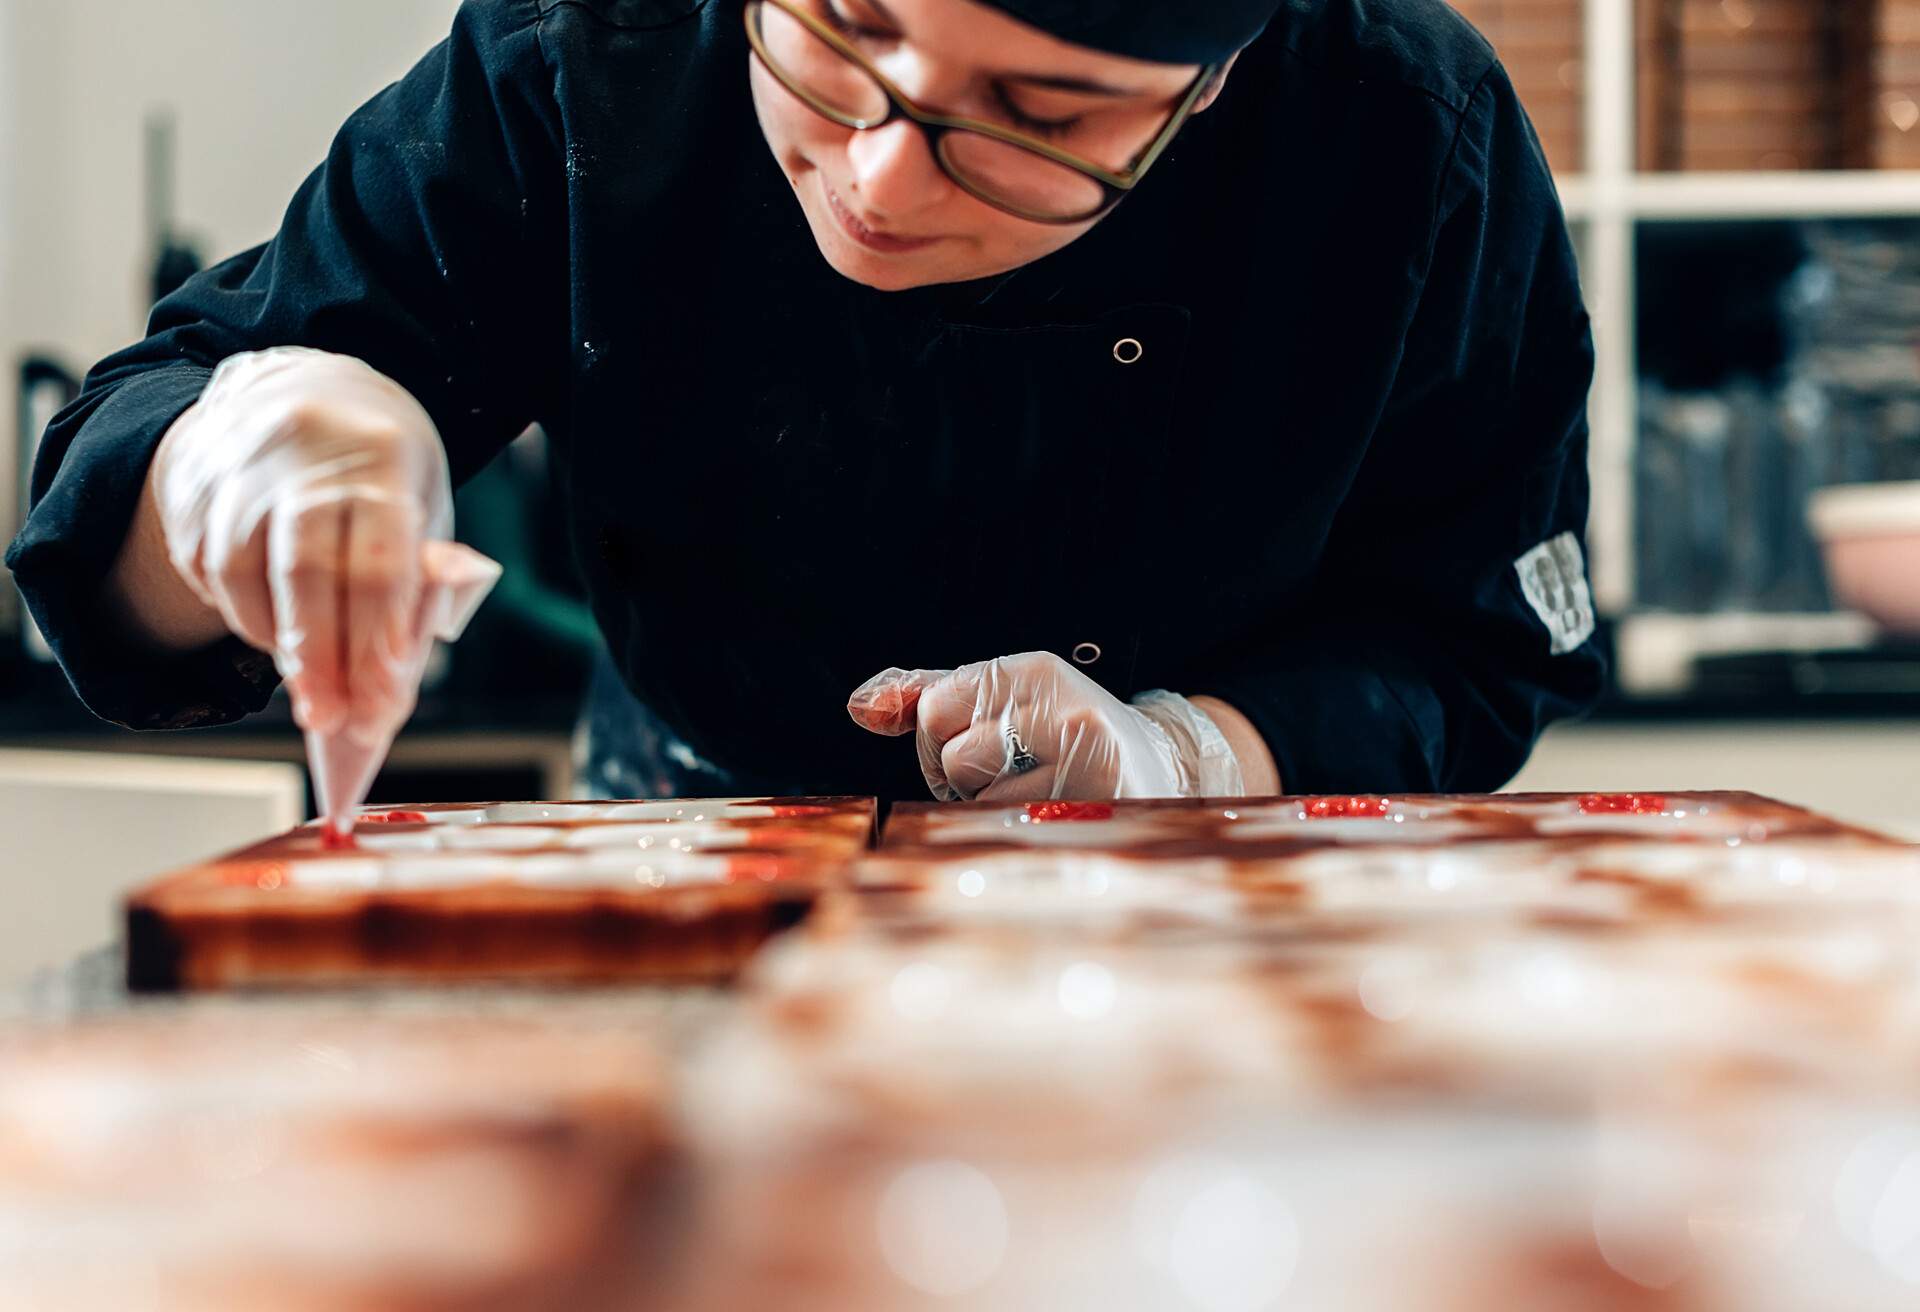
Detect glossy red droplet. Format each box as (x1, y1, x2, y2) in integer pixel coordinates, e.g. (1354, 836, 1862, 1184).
(1025, 802, 1116, 823)
(1577, 793, 1668, 816)
(1303, 796, 1392, 819)
(361, 810, 431, 825)
(319, 827, 359, 851)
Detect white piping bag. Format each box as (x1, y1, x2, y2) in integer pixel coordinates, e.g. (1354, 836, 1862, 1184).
(309, 540, 502, 841)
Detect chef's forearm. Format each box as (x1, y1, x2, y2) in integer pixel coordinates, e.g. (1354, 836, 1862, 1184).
(1189, 695, 1281, 795)
(105, 456, 228, 653)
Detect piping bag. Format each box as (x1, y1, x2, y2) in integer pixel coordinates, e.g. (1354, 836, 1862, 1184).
(308, 540, 503, 842)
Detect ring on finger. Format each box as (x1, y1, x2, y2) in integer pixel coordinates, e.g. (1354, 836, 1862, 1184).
(1004, 724, 1039, 776)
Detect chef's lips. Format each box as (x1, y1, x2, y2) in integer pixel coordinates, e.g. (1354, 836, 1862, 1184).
(312, 540, 502, 843)
(973, 0, 1284, 64)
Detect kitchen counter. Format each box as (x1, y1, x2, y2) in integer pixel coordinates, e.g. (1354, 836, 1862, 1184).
(0, 656, 579, 739)
(0, 659, 581, 801)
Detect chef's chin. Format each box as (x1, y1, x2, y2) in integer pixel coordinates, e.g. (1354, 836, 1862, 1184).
(797, 192, 1056, 292)
(766, 145, 1070, 290)
(804, 220, 944, 291)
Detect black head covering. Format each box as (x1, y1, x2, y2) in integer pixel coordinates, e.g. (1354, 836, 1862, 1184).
(977, 0, 1286, 64)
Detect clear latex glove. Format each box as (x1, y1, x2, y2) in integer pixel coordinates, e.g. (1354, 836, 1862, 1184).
(152, 347, 459, 744)
(848, 651, 1247, 802)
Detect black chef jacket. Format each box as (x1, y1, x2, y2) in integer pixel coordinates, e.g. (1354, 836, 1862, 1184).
(6, 0, 1607, 801)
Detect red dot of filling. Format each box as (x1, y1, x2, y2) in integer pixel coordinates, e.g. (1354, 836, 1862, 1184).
(1303, 796, 1392, 819)
(318, 827, 359, 851)
(1577, 793, 1668, 816)
(1025, 802, 1116, 823)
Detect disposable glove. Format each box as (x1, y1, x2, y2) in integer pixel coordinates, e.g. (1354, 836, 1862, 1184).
(151, 348, 498, 828)
(849, 651, 1245, 801)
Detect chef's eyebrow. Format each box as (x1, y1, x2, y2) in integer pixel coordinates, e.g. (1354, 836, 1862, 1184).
(855, 0, 1148, 97)
(1001, 73, 1137, 97)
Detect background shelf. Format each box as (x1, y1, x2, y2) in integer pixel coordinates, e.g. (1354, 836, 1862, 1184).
(1564, 168, 1920, 218)
(1455, 2, 1920, 693)
(1634, 169, 1920, 216)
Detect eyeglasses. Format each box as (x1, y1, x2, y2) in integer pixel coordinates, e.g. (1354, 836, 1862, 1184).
(744, 0, 1218, 224)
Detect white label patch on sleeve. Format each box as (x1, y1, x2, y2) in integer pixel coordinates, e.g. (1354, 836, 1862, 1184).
(1514, 531, 1596, 655)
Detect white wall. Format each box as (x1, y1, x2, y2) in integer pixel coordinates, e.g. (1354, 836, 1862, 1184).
(0, 1, 30, 614)
(0, 750, 304, 984)
(1, 0, 462, 560)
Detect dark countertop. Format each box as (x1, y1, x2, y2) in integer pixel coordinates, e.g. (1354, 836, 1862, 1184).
(1587, 643, 1920, 723)
(0, 657, 578, 742)
(1586, 690, 1920, 724)
(6, 647, 1920, 744)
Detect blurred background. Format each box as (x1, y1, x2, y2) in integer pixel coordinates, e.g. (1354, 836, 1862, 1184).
(1, 0, 1918, 980)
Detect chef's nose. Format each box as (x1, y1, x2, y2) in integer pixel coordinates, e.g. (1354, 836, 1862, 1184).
(844, 119, 952, 220)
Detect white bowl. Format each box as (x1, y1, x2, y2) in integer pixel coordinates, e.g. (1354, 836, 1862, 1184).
(1807, 481, 1920, 636)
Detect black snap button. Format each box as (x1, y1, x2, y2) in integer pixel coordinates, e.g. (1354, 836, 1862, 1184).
(1112, 338, 1143, 365)
(1072, 642, 1102, 666)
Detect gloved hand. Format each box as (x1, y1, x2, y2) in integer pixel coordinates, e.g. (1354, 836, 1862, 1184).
(151, 347, 489, 746)
(848, 651, 1246, 802)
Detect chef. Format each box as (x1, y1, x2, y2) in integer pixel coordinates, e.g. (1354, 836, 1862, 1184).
(7, 0, 1604, 813)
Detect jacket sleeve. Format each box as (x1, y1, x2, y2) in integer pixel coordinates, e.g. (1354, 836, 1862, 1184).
(4, 0, 565, 731)
(1192, 64, 1607, 794)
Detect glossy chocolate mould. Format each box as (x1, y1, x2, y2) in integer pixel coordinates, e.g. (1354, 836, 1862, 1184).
(673, 1098, 1765, 1312)
(686, 918, 1306, 1165)
(123, 797, 875, 991)
(677, 910, 1920, 1311)
(96, 786, 1920, 1307)
(880, 792, 1902, 862)
(717, 905, 1920, 1121)
(856, 830, 1920, 941)
(0, 1010, 682, 1310)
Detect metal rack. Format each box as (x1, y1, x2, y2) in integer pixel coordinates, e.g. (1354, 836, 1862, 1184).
(1560, 0, 1920, 691)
